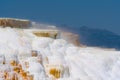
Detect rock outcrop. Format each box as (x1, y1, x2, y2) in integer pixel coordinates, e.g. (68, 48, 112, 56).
(32, 30, 58, 39)
(24, 29, 58, 39)
(0, 18, 31, 28)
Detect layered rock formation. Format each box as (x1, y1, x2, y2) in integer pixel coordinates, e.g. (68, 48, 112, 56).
(0, 18, 31, 28)
(0, 18, 80, 45)
(24, 29, 58, 39)
(32, 30, 58, 39)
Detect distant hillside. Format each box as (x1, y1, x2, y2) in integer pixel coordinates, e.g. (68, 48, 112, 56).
(77, 26, 120, 49)
(58, 25, 120, 49)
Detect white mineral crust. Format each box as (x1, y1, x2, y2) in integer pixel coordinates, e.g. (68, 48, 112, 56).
(0, 27, 119, 80)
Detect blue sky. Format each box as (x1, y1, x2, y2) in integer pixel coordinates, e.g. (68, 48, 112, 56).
(0, 0, 120, 34)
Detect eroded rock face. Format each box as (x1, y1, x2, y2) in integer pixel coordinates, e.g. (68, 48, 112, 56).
(0, 18, 31, 28)
(24, 29, 58, 39)
(32, 30, 58, 39)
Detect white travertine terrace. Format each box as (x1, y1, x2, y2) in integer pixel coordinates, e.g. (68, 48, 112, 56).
(0, 27, 119, 80)
(0, 18, 119, 80)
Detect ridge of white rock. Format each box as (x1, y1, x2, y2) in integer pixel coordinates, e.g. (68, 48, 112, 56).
(0, 27, 119, 80)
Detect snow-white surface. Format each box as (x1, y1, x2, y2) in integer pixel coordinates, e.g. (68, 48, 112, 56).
(0, 27, 119, 80)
